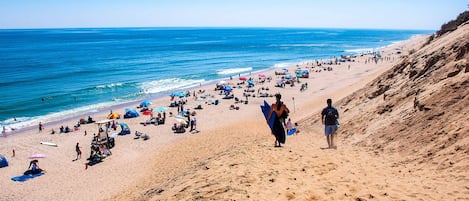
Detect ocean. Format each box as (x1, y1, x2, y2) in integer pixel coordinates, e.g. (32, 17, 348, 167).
(0, 27, 432, 132)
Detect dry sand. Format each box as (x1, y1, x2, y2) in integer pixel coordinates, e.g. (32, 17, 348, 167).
(2, 33, 464, 201)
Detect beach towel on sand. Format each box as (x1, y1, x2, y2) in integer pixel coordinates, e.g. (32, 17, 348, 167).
(11, 172, 45, 182)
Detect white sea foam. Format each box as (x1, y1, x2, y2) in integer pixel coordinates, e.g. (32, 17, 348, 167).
(273, 63, 293, 68)
(139, 78, 205, 94)
(0, 101, 116, 133)
(217, 67, 253, 75)
(344, 48, 376, 54)
(270, 44, 327, 47)
(95, 83, 124, 89)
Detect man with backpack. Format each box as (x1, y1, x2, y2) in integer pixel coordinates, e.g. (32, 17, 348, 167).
(321, 98, 339, 149)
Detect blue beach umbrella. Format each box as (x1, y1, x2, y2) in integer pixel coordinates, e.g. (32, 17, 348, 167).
(170, 92, 186, 98)
(223, 85, 232, 92)
(140, 100, 152, 107)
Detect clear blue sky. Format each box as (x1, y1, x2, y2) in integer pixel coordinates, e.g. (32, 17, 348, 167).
(0, 0, 467, 30)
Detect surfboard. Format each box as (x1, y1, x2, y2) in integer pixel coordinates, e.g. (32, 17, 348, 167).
(40, 142, 58, 147)
(260, 100, 276, 130)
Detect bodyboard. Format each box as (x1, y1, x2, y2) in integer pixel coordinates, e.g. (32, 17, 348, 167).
(40, 142, 58, 147)
(260, 100, 276, 131)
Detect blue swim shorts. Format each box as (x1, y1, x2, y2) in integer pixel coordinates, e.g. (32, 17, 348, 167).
(324, 125, 336, 136)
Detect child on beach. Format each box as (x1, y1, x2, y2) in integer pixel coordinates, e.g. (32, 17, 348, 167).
(75, 142, 82, 160)
(286, 118, 292, 133)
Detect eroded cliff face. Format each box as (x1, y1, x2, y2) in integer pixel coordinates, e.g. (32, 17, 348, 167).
(306, 22, 468, 170)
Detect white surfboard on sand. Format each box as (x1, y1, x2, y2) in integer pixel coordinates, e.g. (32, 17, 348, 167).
(40, 142, 58, 147)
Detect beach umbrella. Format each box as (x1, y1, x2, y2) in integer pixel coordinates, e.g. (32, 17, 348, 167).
(107, 113, 121, 119)
(170, 92, 186, 98)
(258, 73, 266, 78)
(28, 154, 47, 159)
(139, 100, 152, 107)
(154, 106, 168, 112)
(142, 110, 153, 115)
(239, 76, 248, 81)
(223, 85, 232, 92)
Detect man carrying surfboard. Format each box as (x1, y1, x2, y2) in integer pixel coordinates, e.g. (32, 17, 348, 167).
(267, 93, 290, 147)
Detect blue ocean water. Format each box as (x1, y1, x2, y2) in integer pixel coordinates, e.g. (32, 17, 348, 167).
(0, 28, 432, 132)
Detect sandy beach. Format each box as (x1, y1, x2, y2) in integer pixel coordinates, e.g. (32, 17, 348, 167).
(1, 30, 467, 201)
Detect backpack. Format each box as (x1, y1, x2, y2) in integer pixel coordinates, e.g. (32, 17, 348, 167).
(325, 107, 337, 121)
(323, 107, 338, 125)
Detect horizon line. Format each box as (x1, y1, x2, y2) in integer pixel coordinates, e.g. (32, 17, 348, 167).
(0, 25, 436, 32)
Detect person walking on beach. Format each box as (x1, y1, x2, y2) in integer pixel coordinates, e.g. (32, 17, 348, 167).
(321, 98, 339, 149)
(267, 93, 290, 147)
(75, 142, 82, 160)
(38, 122, 44, 132)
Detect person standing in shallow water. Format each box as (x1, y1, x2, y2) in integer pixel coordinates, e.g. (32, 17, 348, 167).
(267, 93, 290, 147)
(321, 98, 339, 149)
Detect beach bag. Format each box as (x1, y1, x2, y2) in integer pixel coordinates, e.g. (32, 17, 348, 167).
(335, 119, 340, 131)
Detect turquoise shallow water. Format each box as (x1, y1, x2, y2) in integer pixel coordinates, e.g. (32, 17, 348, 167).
(0, 27, 432, 131)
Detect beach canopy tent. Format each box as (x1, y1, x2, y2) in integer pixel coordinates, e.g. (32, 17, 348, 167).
(0, 154, 8, 168)
(119, 122, 131, 135)
(107, 113, 121, 119)
(170, 92, 186, 98)
(139, 100, 152, 108)
(124, 108, 140, 119)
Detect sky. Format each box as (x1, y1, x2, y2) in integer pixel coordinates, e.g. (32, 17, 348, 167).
(0, 0, 467, 30)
